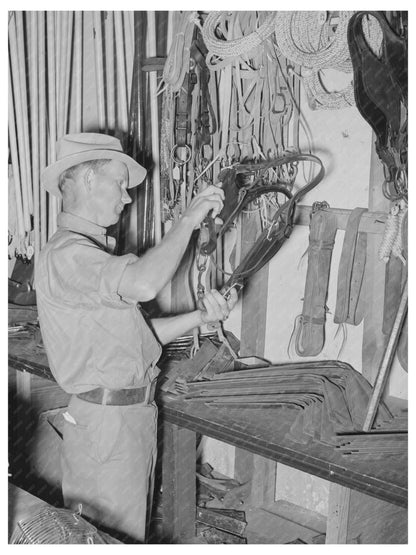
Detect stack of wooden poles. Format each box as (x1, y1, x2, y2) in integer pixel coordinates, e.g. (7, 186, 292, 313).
(8, 11, 164, 263)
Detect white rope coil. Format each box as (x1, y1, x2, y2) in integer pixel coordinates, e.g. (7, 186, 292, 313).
(201, 11, 277, 59)
(274, 11, 384, 111)
(274, 11, 354, 71)
(302, 68, 355, 110)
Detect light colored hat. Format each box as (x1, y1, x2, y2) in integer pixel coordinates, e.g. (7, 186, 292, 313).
(41, 133, 147, 197)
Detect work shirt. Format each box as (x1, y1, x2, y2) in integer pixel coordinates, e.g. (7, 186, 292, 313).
(35, 212, 162, 394)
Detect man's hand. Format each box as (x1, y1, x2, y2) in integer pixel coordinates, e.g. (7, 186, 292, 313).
(198, 287, 238, 326)
(182, 184, 225, 228)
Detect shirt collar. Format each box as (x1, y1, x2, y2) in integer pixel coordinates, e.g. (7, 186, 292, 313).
(57, 212, 117, 251)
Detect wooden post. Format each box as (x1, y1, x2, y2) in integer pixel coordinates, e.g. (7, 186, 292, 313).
(114, 11, 129, 133)
(15, 12, 34, 215)
(362, 137, 391, 383)
(104, 12, 115, 132)
(161, 422, 196, 542)
(28, 12, 40, 261)
(326, 483, 351, 544)
(234, 210, 276, 504)
(38, 11, 48, 248)
(8, 64, 25, 243)
(46, 12, 58, 237)
(73, 11, 83, 133)
(147, 11, 162, 245)
(363, 279, 408, 431)
(92, 12, 106, 131)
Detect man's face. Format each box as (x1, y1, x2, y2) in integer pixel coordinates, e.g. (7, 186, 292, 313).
(90, 160, 132, 227)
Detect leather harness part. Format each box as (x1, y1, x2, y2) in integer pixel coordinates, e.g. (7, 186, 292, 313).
(294, 204, 338, 357)
(76, 381, 157, 406)
(334, 207, 368, 326)
(347, 11, 407, 197)
(205, 153, 325, 293)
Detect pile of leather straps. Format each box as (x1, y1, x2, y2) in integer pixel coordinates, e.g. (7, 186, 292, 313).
(164, 357, 407, 458)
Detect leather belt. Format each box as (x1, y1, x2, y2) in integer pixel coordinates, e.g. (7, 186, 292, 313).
(76, 380, 157, 406)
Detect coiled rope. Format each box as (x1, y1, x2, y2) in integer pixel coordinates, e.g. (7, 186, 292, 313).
(275, 11, 383, 110)
(275, 11, 354, 70)
(199, 11, 277, 68)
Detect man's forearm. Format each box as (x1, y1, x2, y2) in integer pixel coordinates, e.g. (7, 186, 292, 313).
(118, 216, 195, 301)
(150, 311, 203, 346)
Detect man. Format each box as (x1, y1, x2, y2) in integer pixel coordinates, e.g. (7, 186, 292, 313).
(35, 133, 237, 543)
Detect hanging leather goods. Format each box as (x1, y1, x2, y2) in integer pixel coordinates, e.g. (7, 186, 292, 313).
(292, 203, 338, 357)
(347, 11, 407, 200)
(334, 207, 368, 326)
(216, 153, 325, 296)
(9, 257, 36, 306)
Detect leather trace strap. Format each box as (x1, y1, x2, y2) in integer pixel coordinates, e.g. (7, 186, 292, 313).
(334, 207, 368, 326)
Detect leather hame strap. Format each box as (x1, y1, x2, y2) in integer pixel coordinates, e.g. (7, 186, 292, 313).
(334, 207, 368, 326)
(294, 206, 338, 357)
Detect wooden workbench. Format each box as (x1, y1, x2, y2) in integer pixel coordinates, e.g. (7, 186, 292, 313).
(158, 393, 407, 543)
(8, 338, 407, 543)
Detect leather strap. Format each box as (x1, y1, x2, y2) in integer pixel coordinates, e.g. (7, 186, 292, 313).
(334, 208, 368, 325)
(294, 206, 338, 357)
(76, 381, 157, 406)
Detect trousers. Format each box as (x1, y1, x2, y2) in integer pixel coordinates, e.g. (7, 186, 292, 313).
(61, 395, 158, 543)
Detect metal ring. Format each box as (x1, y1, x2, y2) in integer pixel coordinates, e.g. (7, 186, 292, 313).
(170, 144, 192, 166)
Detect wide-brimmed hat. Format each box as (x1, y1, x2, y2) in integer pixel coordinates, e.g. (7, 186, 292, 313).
(41, 133, 147, 197)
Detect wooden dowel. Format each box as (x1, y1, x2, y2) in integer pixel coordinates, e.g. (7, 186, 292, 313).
(93, 11, 106, 131)
(56, 11, 65, 138)
(47, 12, 58, 237)
(147, 11, 162, 244)
(72, 11, 83, 133)
(38, 11, 48, 248)
(104, 11, 115, 132)
(16, 11, 34, 215)
(166, 10, 173, 52)
(114, 11, 128, 133)
(124, 11, 134, 98)
(8, 63, 25, 242)
(29, 12, 40, 261)
(64, 12, 74, 134)
(363, 279, 408, 432)
(294, 205, 388, 234)
(8, 15, 31, 233)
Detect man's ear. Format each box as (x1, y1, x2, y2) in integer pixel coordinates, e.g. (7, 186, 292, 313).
(83, 167, 95, 194)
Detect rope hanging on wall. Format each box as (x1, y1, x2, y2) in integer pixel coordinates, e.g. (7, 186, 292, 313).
(274, 11, 383, 111)
(199, 11, 277, 68)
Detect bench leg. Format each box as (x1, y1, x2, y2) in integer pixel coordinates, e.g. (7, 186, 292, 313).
(326, 483, 351, 544)
(161, 422, 196, 543)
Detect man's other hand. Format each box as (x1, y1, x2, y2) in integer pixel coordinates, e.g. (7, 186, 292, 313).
(199, 287, 238, 326)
